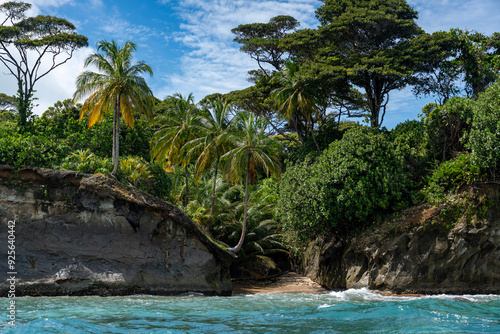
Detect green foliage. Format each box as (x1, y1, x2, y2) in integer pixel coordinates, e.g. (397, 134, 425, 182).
(284, 119, 354, 165)
(449, 29, 500, 97)
(390, 119, 430, 191)
(410, 31, 463, 104)
(232, 15, 299, 72)
(59, 149, 113, 174)
(59, 151, 172, 200)
(278, 126, 410, 243)
(423, 97, 474, 162)
(221, 111, 282, 253)
(74, 40, 154, 175)
(147, 163, 173, 201)
(118, 156, 173, 201)
(0, 129, 71, 168)
(0, 92, 16, 112)
(0, 1, 88, 130)
(196, 178, 289, 278)
(467, 82, 500, 179)
(305, 0, 423, 128)
(423, 153, 481, 203)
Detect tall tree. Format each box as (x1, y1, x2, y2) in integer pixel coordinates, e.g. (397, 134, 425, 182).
(151, 93, 201, 206)
(221, 111, 281, 253)
(186, 96, 234, 214)
(232, 15, 299, 75)
(73, 40, 154, 175)
(411, 30, 500, 103)
(450, 29, 500, 97)
(0, 1, 88, 130)
(306, 0, 423, 128)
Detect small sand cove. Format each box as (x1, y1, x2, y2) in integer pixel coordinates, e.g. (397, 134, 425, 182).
(232, 272, 329, 295)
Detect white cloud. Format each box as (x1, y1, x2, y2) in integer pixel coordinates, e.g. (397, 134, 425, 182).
(0, 46, 94, 115)
(409, 0, 500, 34)
(34, 47, 94, 112)
(101, 18, 156, 42)
(0, 0, 73, 16)
(158, 0, 319, 101)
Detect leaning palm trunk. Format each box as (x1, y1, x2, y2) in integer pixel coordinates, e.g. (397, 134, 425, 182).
(111, 97, 120, 175)
(228, 156, 250, 253)
(210, 156, 220, 215)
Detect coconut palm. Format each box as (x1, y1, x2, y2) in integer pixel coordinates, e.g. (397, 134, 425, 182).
(151, 93, 201, 206)
(271, 60, 321, 153)
(73, 40, 154, 175)
(221, 111, 281, 253)
(185, 96, 235, 214)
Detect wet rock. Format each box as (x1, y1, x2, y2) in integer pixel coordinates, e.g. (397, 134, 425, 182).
(302, 185, 500, 294)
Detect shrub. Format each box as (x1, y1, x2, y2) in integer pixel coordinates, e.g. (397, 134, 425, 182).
(423, 97, 474, 162)
(0, 130, 71, 168)
(423, 153, 481, 203)
(278, 126, 410, 243)
(59, 149, 113, 174)
(147, 163, 173, 201)
(467, 82, 500, 180)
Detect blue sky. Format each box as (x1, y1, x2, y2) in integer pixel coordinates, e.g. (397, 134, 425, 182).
(1, 0, 499, 129)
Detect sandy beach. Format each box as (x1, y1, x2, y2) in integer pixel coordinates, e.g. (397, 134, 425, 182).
(232, 272, 329, 295)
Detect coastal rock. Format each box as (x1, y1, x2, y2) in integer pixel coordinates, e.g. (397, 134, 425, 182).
(303, 185, 500, 294)
(0, 165, 233, 296)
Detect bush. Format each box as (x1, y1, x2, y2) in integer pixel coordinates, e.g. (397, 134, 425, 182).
(146, 163, 173, 201)
(0, 129, 72, 168)
(467, 82, 500, 180)
(284, 119, 348, 164)
(423, 153, 481, 203)
(59, 149, 113, 174)
(423, 97, 473, 162)
(278, 126, 410, 243)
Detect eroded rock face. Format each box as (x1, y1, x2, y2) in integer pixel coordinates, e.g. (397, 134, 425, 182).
(302, 186, 500, 294)
(0, 166, 233, 296)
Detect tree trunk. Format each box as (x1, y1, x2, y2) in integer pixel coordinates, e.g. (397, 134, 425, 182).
(111, 97, 120, 175)
(228, 155, 250, 253)
(184, 165, 190, 207)
(309, 118, 321, 154)
(16, 81, 32, 132)
(210, 156, 220, 215)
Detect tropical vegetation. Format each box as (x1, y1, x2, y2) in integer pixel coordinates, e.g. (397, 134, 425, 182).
(1, 0, 500, 278)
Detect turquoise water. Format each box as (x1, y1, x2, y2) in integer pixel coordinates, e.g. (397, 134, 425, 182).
(2, 289, 500, 333)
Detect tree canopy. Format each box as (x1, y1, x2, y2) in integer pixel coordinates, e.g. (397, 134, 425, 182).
(232, 15, 299, 75)
(306, 0, 423, 128)
(0, 1, 88, 130)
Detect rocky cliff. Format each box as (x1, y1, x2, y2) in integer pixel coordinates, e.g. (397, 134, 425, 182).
(0, 165, 233, 296)
(302, 184, 500, 294)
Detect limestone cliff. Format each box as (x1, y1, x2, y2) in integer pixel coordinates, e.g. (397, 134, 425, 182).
(0, 165, 233, 296)
(302, 184, 500, 294)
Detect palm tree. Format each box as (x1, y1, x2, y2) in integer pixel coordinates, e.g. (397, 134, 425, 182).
(271, 60, 321, 153)
(73, 40, 154, 175)
(185, 96, 234, 214)
(151, 93, 201, 206)
(221, 111, 281, 253)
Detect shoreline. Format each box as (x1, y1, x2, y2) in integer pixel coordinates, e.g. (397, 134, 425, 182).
(231, 272, 329, 295)
(231, 272, 428, 297)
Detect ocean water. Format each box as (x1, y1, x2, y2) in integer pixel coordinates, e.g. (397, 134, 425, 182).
(2, 289, 500, 333)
